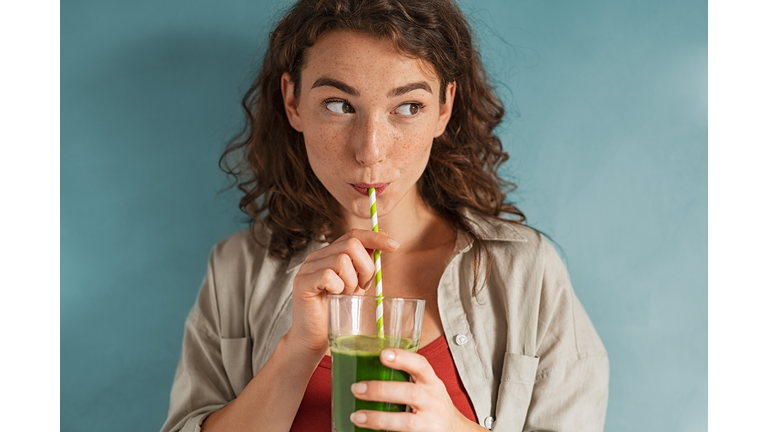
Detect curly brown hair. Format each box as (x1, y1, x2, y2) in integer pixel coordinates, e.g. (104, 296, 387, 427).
(220, 0, 525, 287)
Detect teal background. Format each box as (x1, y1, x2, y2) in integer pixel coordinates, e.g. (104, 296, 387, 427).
(61, 0, 706, 431)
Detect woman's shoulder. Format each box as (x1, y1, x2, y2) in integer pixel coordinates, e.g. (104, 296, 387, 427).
(460, 207, 545, 249)
(208, 222, 276, 270)
(460, 208, 564, 276)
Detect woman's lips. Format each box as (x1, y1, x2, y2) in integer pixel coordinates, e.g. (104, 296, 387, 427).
(352, 183, 389, 196)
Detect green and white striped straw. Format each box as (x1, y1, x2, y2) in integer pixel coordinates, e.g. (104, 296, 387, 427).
(368, 187, 384, 338)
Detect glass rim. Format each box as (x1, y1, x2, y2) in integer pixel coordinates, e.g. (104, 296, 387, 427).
(327, 293, 425, 303)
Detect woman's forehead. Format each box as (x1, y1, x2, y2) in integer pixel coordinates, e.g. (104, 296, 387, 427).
(302, 31, 440, 93)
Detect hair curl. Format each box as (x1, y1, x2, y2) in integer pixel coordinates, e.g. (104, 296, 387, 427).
(220, 0, 525, 291)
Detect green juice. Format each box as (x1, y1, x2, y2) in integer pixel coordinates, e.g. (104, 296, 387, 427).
(331, 335, 417, 432)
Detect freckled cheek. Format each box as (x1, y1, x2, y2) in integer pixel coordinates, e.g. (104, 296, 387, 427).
(392, 126, 434, 167)
(306, 123, 349, 164)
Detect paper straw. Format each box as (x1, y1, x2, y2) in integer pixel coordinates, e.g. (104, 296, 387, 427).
(368, 187, 384, 338)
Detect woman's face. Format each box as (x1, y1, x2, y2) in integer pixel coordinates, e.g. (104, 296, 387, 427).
(281, 31, 455, 225)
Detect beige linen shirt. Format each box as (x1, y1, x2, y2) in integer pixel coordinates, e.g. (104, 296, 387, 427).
(160, 210, 609, 432)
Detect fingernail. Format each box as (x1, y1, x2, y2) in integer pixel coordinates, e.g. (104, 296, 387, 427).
(351, 382, 367, 394)
(386, 238, 400, 248)
(382, 349, 396, 362)
(350, 412, 367, 424)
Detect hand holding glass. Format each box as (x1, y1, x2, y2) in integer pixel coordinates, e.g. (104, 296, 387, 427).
(328, 294, 426, 432)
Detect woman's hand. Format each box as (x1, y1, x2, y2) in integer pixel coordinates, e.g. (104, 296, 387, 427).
(283, 229, 400, 355)
(349, 349, 483, 432)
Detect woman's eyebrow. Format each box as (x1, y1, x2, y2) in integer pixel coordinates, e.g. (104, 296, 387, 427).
(310, 77, 433, 98)
(388, 82, 432, 97)
(311, 77, 360, 96)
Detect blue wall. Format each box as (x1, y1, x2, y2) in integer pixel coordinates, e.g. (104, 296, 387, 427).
(61, 0, 707, 430)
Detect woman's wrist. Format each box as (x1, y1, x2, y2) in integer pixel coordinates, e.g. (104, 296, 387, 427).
(202, 330, 325, 432)
(280, 328, 329, 362)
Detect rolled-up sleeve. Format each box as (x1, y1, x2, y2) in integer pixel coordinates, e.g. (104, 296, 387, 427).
(160, 258, 235, 432)
(523, 241, 609, 431)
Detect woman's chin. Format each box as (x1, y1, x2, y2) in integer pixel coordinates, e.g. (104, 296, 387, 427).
(335, 187, 403, 228)
(336, 201, 377, 227)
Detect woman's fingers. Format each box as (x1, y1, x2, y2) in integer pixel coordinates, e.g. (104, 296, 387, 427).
(351, 351, 441, 411)
(350, 410, 423, 431)
(380, 349, 441, 386)
(288, 230, 400, 355)
(349, 351, 465, 431)
(299, 254, 359, 293)
(333, 229, 400, 254)
(304, 229, 399, 290)
(293, 268, 346, 296)
(351, 381, 426, 410)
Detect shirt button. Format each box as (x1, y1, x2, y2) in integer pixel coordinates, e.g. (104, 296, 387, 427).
(483, 416, 494, 429)
(454, 334, 468, 345)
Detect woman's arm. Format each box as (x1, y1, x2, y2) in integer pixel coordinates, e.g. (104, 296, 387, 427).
(522, 239, 609, 431)
(160, 285, 325, 432)
(161, 229, 399, 432)
(201, 331, 325, 431)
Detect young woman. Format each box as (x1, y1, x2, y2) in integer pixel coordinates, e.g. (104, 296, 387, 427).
(160, 0, 609, 431)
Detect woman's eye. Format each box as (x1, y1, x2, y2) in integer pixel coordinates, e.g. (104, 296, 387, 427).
(394, 103, 422, 116)
(325, 100, 355, 114)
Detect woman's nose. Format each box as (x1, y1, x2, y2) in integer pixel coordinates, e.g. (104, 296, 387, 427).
(353, 115, 386, 167)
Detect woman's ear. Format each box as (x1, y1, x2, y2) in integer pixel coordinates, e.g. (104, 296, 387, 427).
(281, 72, 303, 132)
(434, 81, 456, 138)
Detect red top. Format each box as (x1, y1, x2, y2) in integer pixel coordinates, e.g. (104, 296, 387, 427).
(289, 335, 478, 431)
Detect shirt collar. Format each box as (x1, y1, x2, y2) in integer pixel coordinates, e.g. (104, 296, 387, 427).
(286, 207, 527, 273)
(458, 207, 528, 243)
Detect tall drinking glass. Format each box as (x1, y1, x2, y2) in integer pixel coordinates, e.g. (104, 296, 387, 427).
(328, 294, 426, 432)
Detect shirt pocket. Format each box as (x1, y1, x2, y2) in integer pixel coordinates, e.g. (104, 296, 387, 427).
(493, 352, 539, 431)
(220, 337, 253, 396)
